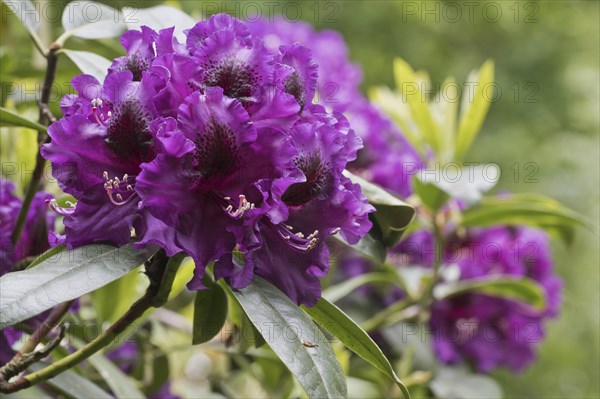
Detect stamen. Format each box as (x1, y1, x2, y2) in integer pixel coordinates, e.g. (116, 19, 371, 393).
(274, 223, 319, 252)
(45, 198, 76, 216)
(91, 98, 109, 126)
(223, 194, 254, 219)
(103, 172, 137, 206)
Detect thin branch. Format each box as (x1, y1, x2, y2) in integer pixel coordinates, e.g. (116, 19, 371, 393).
(19, 301, 74, 355)
(0, 250, 182, 394)
(10, 43, 61, 246)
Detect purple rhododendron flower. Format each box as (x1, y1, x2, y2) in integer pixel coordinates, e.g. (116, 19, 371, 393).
(42, 14, 374, 306)
(395, 225, 562, 372)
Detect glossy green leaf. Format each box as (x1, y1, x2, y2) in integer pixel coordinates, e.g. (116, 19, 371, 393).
(0, 107, 47, 132)
(323, 272, 400, 303)
(59, 1, 125, 41)
(455, 60, 494, 160)
(412, 176, 450, 211)
(230, 276, 347, 398)
(344, 170, 415, 247)
(67, 337, 145, 399)
(61, 49, 111, 82)
(434, 277, 546, 310)
(393, 58, 441, 155)
(122, 5, 196, 41)
(87, 350, 145, 398)
(303, 298, 410, 399)
(193, 279, 228, 345)
(459, 194, 590, 244)
(0, 244, 156, 328)
(29, 361, 113, 398)
(333, 230, 387, 264)
(26, 244, 66, 269)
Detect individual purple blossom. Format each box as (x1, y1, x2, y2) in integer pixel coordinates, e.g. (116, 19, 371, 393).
(42, 69, 179, 253)
(239, 111, 374, 306)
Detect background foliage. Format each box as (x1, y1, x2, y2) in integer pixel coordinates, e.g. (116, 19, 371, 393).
(1, 1, 598, 397)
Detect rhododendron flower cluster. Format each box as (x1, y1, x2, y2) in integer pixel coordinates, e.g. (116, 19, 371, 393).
(42, 14, 373, 306)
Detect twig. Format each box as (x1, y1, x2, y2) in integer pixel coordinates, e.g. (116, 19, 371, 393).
(11, 43, 61, 246)
(19, 301, 74, 355)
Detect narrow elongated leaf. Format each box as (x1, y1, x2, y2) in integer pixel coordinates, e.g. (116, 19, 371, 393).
(61, 49, 111, 82)
(459, 194, 590, 244)
(2, 0, 45, 54)
(455, 60, 494, 159)
(393, 58, 441, 155)
(0, 244, 156, 328)
(0, 107, 47, 132)
(323, 272, 400, 303)
(85, 346, 145, 398)
(333, 231, 386, 264)
(433, 277, 546, 310)
(60, 0, 125, 40)
(122, 5, 196, 41)
(29, 361, 113, 398)
(230, 276, 347, 398)
(303, 299, 410, 399)
(193, 280, 228, 345)
(26, 244, 66, 269)
(344, 170, 415, 247)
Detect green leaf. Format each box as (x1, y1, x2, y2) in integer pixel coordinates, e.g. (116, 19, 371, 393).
(303, 298, 410, 399)
(59, 1, 125, 42)
(430, 366, 503, 399)
(87, 350, 145, 399)
(0, 106, 47, 132)
(430, 76, 458, 162)
(459, 194, 591, 244)
(62, 336, 146, 398)
(122, 5, 196, 42)
(230, 276, 347, 398)
(0, 244, 156, 328)
(454, 60, 494, 160)
(192, 279, 228, 345)
(333, 230, 386, 264)
(433, 277, 546, 310)
(29, 361, 113, 398)
(412, 176, 450, 211)
(2, 0, 45, 55)
(26, 244, 66, 269)
(61, 49, 111, 82)
(393, 58, 442, 155)
(344, 170, 415, 247)
(322, 272, 399, 303)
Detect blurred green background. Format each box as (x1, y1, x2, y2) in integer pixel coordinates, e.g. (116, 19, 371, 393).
(1, 1, 598, 397)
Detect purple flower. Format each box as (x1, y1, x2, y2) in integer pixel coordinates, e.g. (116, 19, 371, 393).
(0, 179, 55, 273)
(394, 226, 562, 372)
(43, 71, 178, 252)
(247, 17, 362, 110)
(43, 15, 374, 306)
(240, 112, 373, 306)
